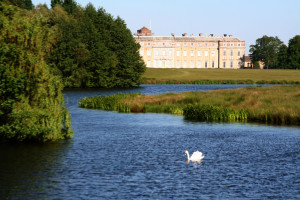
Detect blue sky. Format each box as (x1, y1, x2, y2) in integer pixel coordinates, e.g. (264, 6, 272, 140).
(32, 0, 300, 54)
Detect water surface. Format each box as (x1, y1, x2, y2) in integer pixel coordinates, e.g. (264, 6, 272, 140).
(0, 85, 299, 199)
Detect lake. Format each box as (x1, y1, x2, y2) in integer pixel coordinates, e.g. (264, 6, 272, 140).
(0, 85, 299, 199)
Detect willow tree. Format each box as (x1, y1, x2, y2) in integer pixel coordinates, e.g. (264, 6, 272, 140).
(0, 3, 73, 142)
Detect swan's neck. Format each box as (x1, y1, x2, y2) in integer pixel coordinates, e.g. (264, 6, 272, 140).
(186, 152, 190, 160)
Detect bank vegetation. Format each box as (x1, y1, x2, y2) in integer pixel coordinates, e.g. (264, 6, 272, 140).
(79, 85, 300, 125)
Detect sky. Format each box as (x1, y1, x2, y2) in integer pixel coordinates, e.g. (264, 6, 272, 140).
(32, 0, 300, 54)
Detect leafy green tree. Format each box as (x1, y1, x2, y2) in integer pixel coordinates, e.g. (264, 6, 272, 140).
(0, 2, 73, 142)
(47, 3, 145, 88)
(250, 35, 283, 69)
(51, 0, 63, 8)
(277, 44, 288, 69)
(9, 0, 33, 10)
(287, 35, 300, 69)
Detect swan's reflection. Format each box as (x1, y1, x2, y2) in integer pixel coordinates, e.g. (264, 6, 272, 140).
(185, 159, 204, 165)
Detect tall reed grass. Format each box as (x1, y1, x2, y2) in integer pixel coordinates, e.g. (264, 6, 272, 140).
(183, 104, 248, 122)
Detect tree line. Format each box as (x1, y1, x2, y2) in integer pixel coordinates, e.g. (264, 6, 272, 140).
(250, 35, 300, 69)
(0, 0, 145, 142)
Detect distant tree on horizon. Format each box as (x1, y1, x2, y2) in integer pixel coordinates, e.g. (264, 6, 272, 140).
(250, 35, 283, 69)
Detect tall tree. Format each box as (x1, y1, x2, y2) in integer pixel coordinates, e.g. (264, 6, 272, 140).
(287, 35, 300, 69)
(47, 3, 146, 88)
(9, 0, 33, 10)
(277, 44, 288, 69)
(250, 35, 283, 69)
(0, 2, 73, 142)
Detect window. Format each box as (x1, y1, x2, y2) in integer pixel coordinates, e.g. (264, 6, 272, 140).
(184, 43, 187, 46)
(148, 42, 151, 46)
(212, 61, 215, 68)
(176, 61, 180, 68)
(147, 49, 151, 56)
(165, 61, 169, 68)
(230, 43, 234, 47)
(198, 43, 201, 46)
(162, 43, 165, 46)
(184, 50, 187, 56)
(155, 50, 159, 56)
(177, 43, 181, 46)
(147, 61, 151, 67)
(205, 51, 208, 56)
(140, 49, 144, 56)
(223, 61, 226, 68)
(205, 61, 208, 68)
(223, 49, 226, 56)
(230, 61, 233, 68)
(183, 61, 187, 68)
(198, 51, 201, 56)
(212, 43, 215, 47)
(176, 50, 180, 56)
(230, 50, 234, 57)
(169, 50, 172, 56)
(205, 43, 208, 47)
(238, 43, 241, 46)
(238, 61, 241, 67)
(162, 50, 166, 56)
(212, 51, 215, 57)
(158, 61, 162, 68)
(197, 61, 201, 68)
(191, 43, 194, 46)
(191, 51, 194, 56)
(153, 60, 157, 68)
(223, 43, 226, 46)
(238, 50, 241, 57)
(191, 61, 194, 68)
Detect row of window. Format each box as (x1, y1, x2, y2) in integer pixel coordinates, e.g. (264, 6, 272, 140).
(141, 42, 242, 47)
(146, 60, 241, 68)
(140, 49, 241, 57)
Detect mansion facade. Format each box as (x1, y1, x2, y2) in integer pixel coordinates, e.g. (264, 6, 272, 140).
(134, 27, 245, 69)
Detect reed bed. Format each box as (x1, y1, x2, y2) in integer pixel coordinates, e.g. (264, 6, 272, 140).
(78, 85, 300, 125)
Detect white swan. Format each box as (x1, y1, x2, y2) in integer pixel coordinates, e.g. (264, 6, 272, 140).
(185, 150, 205, 162)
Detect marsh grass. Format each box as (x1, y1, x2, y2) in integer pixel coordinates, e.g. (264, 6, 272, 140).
(79, 85, 300, 125)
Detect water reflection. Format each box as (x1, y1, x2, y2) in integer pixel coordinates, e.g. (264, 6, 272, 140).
(0, 142, 71, 199)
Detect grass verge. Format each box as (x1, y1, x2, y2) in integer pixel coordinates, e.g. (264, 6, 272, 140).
(142, 68, 300, 85)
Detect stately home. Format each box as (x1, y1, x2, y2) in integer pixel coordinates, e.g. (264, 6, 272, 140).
(134, 27, 245, 69)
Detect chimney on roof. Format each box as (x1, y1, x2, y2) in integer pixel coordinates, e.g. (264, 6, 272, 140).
(199, 33, 203, 37)
(209, 34, 214, 37)
(224, 34, 227, 37)
(171, 33, 175, 37)
(229, 35, 233, 38)
(182, 33, 187, 37)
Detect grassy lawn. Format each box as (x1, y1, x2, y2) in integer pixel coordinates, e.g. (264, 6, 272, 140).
(142, 68, 300, 84)
(79, 85, 300, 125)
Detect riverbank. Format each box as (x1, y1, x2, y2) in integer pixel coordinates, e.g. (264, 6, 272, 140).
(142, 69, 300, 84)
(79, 85, 300, 125)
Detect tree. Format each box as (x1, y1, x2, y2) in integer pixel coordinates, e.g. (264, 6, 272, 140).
(249, 35, 283, 69)
(47, 3, 146, 88)
(277, 44, 288, 69)
(0, 2, 73, 142)
(287, 35, 300, 69)
(9, 0, 33, 10)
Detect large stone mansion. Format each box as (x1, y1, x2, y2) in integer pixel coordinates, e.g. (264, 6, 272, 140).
(134, 27, 245, 69)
